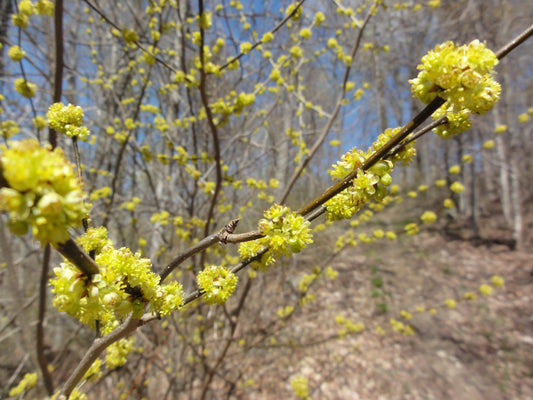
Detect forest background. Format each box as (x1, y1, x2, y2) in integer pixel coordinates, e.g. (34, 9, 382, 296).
(0, 0, 532, 399)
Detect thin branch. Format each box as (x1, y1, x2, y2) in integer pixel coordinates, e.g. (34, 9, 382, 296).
(495, 22, 533, 60)
(198, 0, 223, 243)
(218, 0, 308, 71)
(60, 316, 141, 397)
(49, 0, 64, 149)
(37, 244, 54, 395)
(295, 96, 447, 217)
(159, 218, 241, 282)
(384, 115, 448, 159)
(278, 6, 374, 204)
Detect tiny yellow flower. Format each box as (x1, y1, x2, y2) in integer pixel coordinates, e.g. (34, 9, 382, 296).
(450, 182, 464, 193)
(494, 124, 507, 133)
(14, 78, 36, 98)
(449, 165, 461, 174)
(491, 275, 504, 287)
(462, 154, 473, 163)
(289, 46, 303, 58)
(443, 198, 455, 208)
(299, 28, 312, 40)
(420, 211, 437, 224)
(314, 11, 326, 26)
(8, 45, 26, 61)
(518, 113, 529, 123)
(445, 299, 456, 309)
(483, 140, 495, 149)
(240, 42, 252, 54)
(479, 284, 493, 296)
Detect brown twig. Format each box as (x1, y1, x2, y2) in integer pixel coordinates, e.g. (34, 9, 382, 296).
(295, 95, 447, 217)
(60, 316, 141, 397)
(55, 239, 100, 277)
(278, 4, 375, 204)
(495, 22, 533, 60)
(198, 0, 223, 247)
(159, 218, 242, 282)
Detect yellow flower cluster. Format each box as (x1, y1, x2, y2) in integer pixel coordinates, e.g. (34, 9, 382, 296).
(325, 127, 416, 220)
(50, 228, 184, 331)
(14, 78, 36, 98)
(290, 376, 309, 400)
(105, 338, 135, 369)
(196, 265, 238, 305)
(0, 139, 89, 245)
(410, 40, 500, 137)
(8, 372, 37, 397)
(239, 204, 313, 270)
(8, 45, 26, 61)
(47, 102, 90, 138)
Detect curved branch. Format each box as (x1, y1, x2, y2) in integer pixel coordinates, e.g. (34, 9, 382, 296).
(198, 0, 223, 242)
(60, 316, 141, 397)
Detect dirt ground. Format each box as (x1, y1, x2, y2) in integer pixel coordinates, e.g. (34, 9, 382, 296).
(271, 227, 533, 400)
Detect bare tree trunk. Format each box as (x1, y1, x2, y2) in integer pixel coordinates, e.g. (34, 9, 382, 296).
(509, 157, 523, 249)
(0, 0, 13, 77)
(494, 109, 512, 224)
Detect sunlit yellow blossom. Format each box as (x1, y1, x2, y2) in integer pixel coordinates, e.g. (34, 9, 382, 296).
(483, 140, 495, 149)
(464, 292, 477, 300)
(8, 45, 26, 61)
(299, 28, 312, 39)
(197, 265, 238, 305)
(14, 78, 36, 98)
(491, 275, 504, 287)
(19, 0, 35, 15)
(51, 232, 184, 330)
(106, 338, 135, 369)
(122, 28, 139, 44)
(47, 103, 90, 138)
(479, 283, 493, 296)
(445, 298, 456, 308)
(291, 376, 309, 399)
(400, 310, 412, 320)
(494, 124, 507, 133)
(290, 46, 303, 58)
(410, 40, 500, 120)
(420, 211, 437, 224)
(36, 0, 54, 16)
(286, 3, 303, 21)
(12, 13, 29, 29)
(518, 113, 529, 123)
(443, 198, 455, 208)
(8, 372, 37, 397)
(240, 42, 252, 54)
(314, 11, 326, 25)
(0, 140, 89, 245)
(261, 32, 274, 43)
(450, 182, 464, 193)
(0, 121, 19, 139)
(449, 165, 461, 174)
(404, 223, 419, 235)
